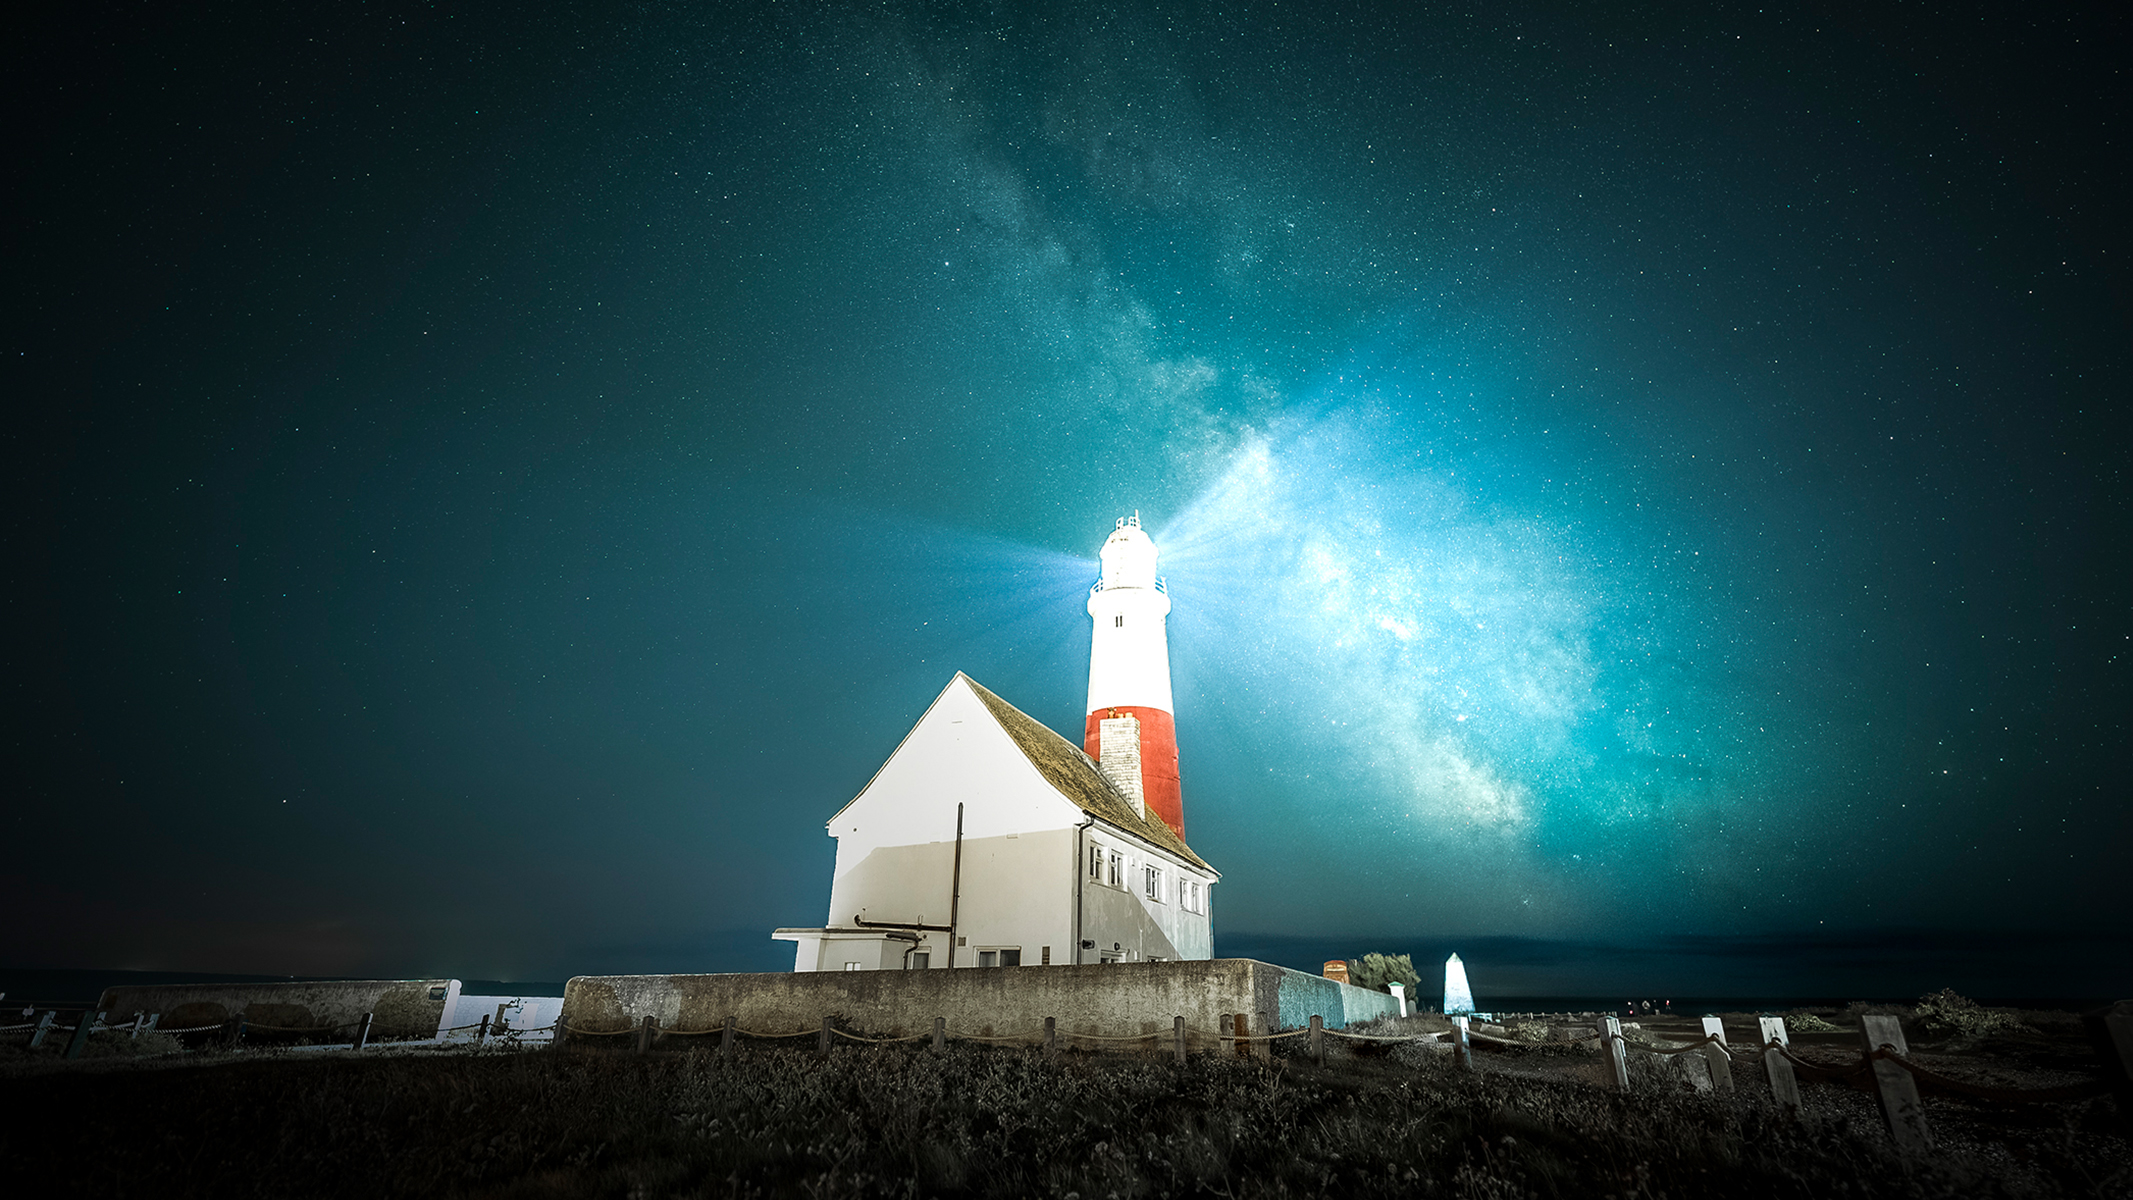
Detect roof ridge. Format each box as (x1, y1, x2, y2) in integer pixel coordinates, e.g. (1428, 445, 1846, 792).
(960, 674, 1213, 874)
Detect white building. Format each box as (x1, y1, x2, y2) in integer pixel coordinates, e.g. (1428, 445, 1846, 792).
(775, 516, 1217, 970)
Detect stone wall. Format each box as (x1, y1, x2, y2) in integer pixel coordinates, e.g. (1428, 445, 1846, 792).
(94, 979, 460, 1040)
(562, 958, 1397, 1044)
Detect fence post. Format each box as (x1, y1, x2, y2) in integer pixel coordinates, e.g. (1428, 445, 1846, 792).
(1309, 1015, 1324, 1066)
(1598, 1017, 1628, 1091)
(2084, 1000, 2133, 1133)
(1860, 1013, 1931, 1154)
(552, 1015, 570, 1051)
(1045, 1016, 1058, 1055)
(143, 1013, 160, 1035)
(64, 1011, 104, 1060)
(129, 1012, 145, 1039)
(228, 1015, 248, 1048)
(1700, 1016, 1735, 1092)
(29, 1011, 55, 1049)
(1174, 1016, 1187, 1064)
(933, 1016, 945, 1052)
(353, 1012, 373, 1051)
(1254, 1011, 1272, 1061)
(721, 1015, 735, 1059)
(1758, 1017, 1799, 1113)
(1233, 1013, 1250, 1058)
(637, 1015, 657, 1055)
(1219, 1013, 1233, 1057)
(1453, 1015, 1473, 1072)
(477, 1014, 492, 1048)
(819, 1014, 832, 1055)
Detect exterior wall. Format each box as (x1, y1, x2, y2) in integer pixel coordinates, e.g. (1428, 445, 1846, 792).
(94, 979, 461, 1040)
(1079, 827, 1212, 963)
(563, 959, 1399, 1041)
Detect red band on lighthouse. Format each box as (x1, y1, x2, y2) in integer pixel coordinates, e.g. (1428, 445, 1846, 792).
(1083, 706, 1182, 837)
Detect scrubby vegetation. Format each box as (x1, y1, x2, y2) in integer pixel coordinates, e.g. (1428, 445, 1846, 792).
(1348, 952, 1422, 995)
(1913, 989, 2031, 1041)
(2, 1031, 2124, 1199)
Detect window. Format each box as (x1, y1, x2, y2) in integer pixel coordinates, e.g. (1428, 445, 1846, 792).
(1144, 865, 1161, 900)
(1001, 948, 1022, 967)
(977, 948, 1022, 968)
(909, 952, 930, 969)
(843, 962, 863, 971)
(1114, 614, 1124, 627)
(1107, 851, 1121, 888)
(978, 950, 997, 967)
(1041, 945, 1051, 965)
(1088, 844, 1103, 878)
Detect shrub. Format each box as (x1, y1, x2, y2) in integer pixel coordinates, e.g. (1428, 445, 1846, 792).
(1913, 988, 2027, 1039)
(1349, 952, 1421, 994)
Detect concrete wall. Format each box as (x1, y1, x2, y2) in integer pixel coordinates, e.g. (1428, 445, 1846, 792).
(94, 980, 461, 1040)
(562, 959, 1399, 1043)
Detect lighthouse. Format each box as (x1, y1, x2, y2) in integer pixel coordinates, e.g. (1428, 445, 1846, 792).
(1085, 513, 1185, 838)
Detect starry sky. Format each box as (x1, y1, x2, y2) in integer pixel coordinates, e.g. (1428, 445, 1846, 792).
(9, 1, 2128, 1001)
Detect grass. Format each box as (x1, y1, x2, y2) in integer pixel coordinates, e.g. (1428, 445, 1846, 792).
(3, 1030, 2127, 1199)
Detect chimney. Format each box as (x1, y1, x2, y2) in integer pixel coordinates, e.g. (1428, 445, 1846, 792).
(1096, 712, 1145, 817)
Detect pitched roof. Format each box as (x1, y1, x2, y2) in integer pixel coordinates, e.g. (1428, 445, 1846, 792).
(959, 673, 1214, 874)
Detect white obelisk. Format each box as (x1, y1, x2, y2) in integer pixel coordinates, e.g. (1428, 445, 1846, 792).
(1443, 953, 1476, 1015)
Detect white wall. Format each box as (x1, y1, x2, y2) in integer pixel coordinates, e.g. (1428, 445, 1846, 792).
(440, 994, 563, 1042)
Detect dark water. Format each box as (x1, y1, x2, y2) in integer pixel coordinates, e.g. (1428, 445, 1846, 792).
(1214, 928, 2131, 1011)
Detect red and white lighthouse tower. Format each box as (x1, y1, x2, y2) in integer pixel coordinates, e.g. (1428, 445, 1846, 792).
(1085, 513, 1184, 838)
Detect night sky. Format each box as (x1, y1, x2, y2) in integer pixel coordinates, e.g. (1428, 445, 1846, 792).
(10, 1, 2128, 1002)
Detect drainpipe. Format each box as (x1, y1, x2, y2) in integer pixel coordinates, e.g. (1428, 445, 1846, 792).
(947, 802, 964, 968)
(1072, 813, 1096, 965)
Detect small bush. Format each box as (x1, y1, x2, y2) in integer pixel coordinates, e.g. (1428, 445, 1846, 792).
(1912, 988, 2027, 1040)
(1349, 952, 1421, 994)
(1782, 1012, 1843, 1033)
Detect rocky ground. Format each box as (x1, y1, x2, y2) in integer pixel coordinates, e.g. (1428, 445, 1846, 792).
(1, 1006, 2126, 1198)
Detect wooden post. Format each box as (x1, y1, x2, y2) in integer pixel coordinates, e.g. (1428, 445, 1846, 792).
(1598, 1017, 1628, 1092)
(64, 1010, 104, 1060)
(819, 1013, 832, 1055)
(1233, 1013, 1249, 1058)
(552, 1015, 570, 1051)
(1758, 1016, 1800, 1113)
(1309, 1015, 1324, 1066)
(637, 1015, 656, 1055)
(1254, 1011, 1272, 1061)
(1453, 1016, 1474, 1072)
(229, 1015, 248, 1047)
(28, 1011, 55, 1048)
(142, 1013, 160, 1035)
(1860, 1013, 1931, 1153)
(128, 1012, 145, 1039)
(477, 1014, 492, 1048)
(1218, 1013, 1233, 1057)
(1045, 1016, 1058, 1055)
(353, 1012, 373, 1051)
(721, 1015, 735, 1059)
(1700, 1016, 1735, 1092)
(2083, 1000, 2133, 1133)
(933, 1016, 945, 1052)
(1174, 1016, 1187, 1064)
